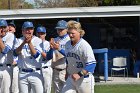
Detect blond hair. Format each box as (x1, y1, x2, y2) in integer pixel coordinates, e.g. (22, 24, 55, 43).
(67, 20, 85, 37)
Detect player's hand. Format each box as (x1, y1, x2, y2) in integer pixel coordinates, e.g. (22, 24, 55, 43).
(24, 34, 32, 43)
(12, 61, 17, 66)
(50, 38, 60, 50)
(50, 38, 54, 48)
(72, 73, 81, 81)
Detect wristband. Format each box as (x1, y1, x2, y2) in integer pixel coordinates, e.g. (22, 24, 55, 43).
(78, 71, 84, 77)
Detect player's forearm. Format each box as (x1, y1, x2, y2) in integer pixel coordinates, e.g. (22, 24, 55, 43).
(41, 52, 46, 58)
(15, 42, 25, 54)
(28, 42, 37, 55)
(0, 38, 5, 52)
(46, 48, 53, 60)
(78, 69, 88, 77)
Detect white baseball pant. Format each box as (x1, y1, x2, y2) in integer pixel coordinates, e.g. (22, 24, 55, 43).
(19, 70, 43, 93)
(62, 74, 95, 93)
(12, 66, 19, 93)
(0, 66, 12, 93)
(42, 67, 53, 93)
(53, 69, 66, 93)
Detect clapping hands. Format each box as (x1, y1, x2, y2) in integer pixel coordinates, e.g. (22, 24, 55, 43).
(50, 38, 60, 50)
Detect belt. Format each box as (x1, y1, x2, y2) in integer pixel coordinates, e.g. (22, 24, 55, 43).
(42, 66, 48, 68)
(54, 68, 65, 71)
(84, 75, 89, 78)
(21, 68, 41, 72)
(0, 64, 11, 67)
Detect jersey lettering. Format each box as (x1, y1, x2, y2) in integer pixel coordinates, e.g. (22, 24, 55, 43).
(66, 52, 80, 60)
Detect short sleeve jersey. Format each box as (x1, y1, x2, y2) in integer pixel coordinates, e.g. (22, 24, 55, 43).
(0, 32, 15, 64)
(65, 38, 96, 75)
(39, 40, 52, 67)
(15, 36, 43, 69)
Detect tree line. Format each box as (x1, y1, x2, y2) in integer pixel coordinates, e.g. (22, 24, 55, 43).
(0, 0, 140, 9)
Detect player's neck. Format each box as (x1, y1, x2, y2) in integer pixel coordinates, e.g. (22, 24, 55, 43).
(71, 38, 80, 46)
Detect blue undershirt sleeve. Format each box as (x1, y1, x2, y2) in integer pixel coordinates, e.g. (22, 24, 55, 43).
(46, 48, 53, 60)
(59, 49, 65, 56)
(33, 51, 40, 58)
(84, 63, 96, 73)
(1, 45, 11, 54)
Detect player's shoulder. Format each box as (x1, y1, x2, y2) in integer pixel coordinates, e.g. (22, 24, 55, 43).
(33, 36, 42, 42)
(80, 38, 90, 45)
(65, 34, 70, 41)
(6, 32, 14, 37)
(65, 40, 71, 45)
(44, 40, 50, 45)
(79, 38, 92, 48)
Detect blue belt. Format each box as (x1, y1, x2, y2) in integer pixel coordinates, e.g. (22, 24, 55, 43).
(54, 68, 65, 71)
(0, 64, 11, 67)
(21, 68, 40, 72)
(84, 75, 89, 78)
(42, 66, 48, 68)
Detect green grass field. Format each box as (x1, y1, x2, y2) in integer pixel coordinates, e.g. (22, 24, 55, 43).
(51, 84, 140, 93)
(95, 84, 140, 93)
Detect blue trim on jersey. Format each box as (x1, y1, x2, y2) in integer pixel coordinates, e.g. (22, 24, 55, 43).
(33, 51, 40, 58)
(46, 48, 53, 60)
(59, 49, 65, 56)
(84, 63, 96, 73)
(86, 61, 96, 65)
(1, 45, 11, 54)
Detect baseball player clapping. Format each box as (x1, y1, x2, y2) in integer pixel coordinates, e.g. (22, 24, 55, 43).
(14, 21, 44, 93)
(51, 20, 70, 93)
(0, 19, 16, 93)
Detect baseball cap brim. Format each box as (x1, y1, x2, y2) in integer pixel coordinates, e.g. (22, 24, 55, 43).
(8, 23, 16, 28)
(37, 31, 46, 33)
(23, 26, 34, 29)
(55, 27, 67, 29)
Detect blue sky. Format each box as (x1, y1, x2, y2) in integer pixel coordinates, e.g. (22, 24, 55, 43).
(25, 0, 35, 4)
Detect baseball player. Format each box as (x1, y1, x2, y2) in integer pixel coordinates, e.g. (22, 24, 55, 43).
(36, 26, 53, 93)
(8, 21, 16, 33)
(14, 21, 44, 93)
(61, 20, 96, 93)
(0, 19, 16, 93)
(51, 20, 70, 93)
(8, 21, 19, 93)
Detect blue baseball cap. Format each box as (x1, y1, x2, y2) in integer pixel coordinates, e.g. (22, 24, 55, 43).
(8, 21, 16, 28)
(22, 21, 34, 29)
(0, 19, 8, 27)
(55, 20, 67, 29)
(36, 26, 46, 33)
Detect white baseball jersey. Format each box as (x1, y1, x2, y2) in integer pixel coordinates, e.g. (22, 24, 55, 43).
(39, 40, 52, 67)
(0, 32, 15, 64)
(14, 36, 43, 69)
(0, 32, 15, 93)
(65, 38, 96, 75)
(52, 34, 70, 69)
